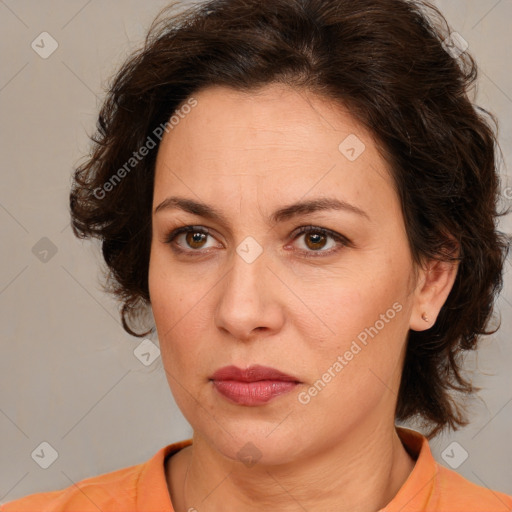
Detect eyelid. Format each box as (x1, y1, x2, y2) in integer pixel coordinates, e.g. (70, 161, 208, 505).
(163, 225, 220, 248)
(290, 225, 351, 244)
(163, 224, 352, 255)
(287, 225, 352, 256)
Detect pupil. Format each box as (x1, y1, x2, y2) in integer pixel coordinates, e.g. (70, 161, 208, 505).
(187, 231, 206, 248)
(184, 231, 327, 250)
(307, 232, 325, 250)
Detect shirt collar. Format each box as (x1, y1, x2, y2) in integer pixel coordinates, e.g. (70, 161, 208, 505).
(137, 439, 192, 512)
(379, 426, 437, 511)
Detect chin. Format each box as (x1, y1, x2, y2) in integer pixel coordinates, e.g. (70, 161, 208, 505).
(211, 429, 306, 467)
(185, 408, 307, 467)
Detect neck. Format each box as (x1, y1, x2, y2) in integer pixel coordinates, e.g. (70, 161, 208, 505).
(167, 420, 416, 512)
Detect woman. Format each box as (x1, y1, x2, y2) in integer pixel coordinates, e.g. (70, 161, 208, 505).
(3, 0, 511, 510)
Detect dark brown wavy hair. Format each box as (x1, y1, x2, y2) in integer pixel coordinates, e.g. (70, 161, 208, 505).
(70, 0, 510, 437)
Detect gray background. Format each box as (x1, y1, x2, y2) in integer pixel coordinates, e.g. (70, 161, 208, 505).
(1, 0, 511, 504)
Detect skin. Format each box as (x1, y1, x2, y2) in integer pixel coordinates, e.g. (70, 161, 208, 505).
(148, 83, 459, 512)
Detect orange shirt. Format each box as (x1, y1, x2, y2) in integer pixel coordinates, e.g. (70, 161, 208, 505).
(2, 427, 511, 511)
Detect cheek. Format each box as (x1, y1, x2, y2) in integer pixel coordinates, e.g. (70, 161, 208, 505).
(148, 247, 215, 371)
(299, 259, 411, 397)
(306, 261, 409, 345)
(149, 247, 186, 352)
(149, 243, 205, 326)
(149, 267, 209, 417)
(299, 291, 408, 422)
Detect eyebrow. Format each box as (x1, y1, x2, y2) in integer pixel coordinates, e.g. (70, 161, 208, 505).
(153, 196, 370, 224)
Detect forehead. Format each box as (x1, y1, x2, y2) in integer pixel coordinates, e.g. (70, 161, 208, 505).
(153, 84, 397, 217)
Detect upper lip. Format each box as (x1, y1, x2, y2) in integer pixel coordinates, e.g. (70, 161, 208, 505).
(210, 365, 300, 383)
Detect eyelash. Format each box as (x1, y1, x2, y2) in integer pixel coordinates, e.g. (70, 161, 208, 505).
(163, 225, 351, 258)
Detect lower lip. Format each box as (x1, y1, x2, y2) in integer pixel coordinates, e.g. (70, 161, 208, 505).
(212, 380, 298, 405)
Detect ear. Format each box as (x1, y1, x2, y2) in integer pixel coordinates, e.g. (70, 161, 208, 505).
(410, 252, 460, 332)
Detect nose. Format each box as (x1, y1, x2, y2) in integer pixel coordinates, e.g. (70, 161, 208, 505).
(214, 249, 285, 342)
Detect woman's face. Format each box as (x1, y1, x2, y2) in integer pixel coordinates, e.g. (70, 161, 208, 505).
(149, 83, 421, 464)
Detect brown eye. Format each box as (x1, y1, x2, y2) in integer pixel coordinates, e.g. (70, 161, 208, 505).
(291, 225, 351, 257)
(185, 231, 208, 249)
(165, 225, 350, 257)
(164, 226, 219, 253)
(304, 232, 327, 250)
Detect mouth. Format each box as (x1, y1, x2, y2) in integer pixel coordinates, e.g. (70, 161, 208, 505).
(210, 365, 301, 406)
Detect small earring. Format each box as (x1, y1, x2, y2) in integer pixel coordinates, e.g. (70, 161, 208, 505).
(421, 312, 430, 323)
